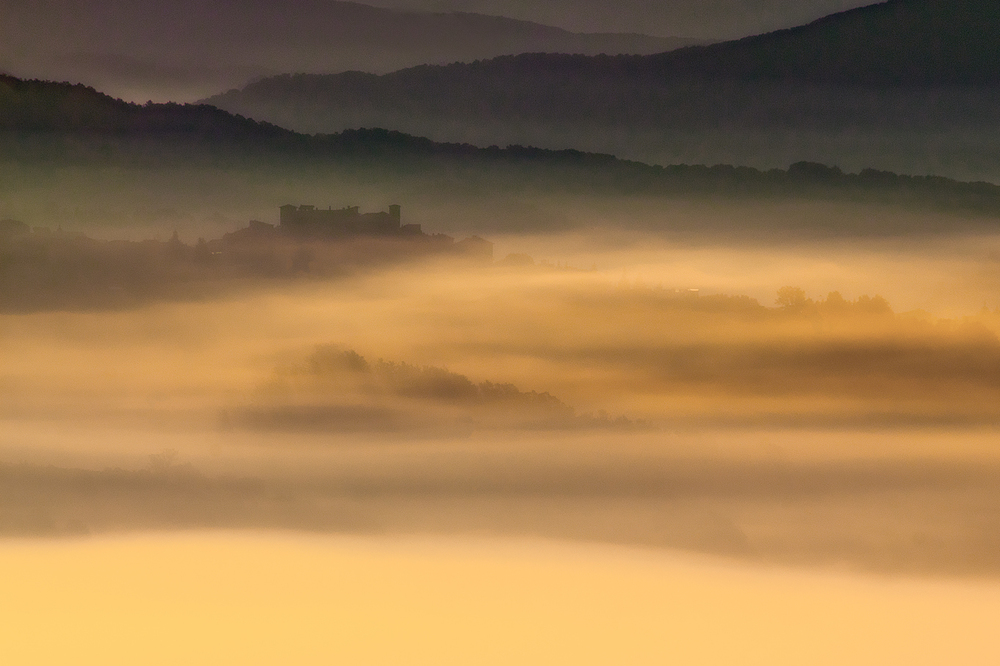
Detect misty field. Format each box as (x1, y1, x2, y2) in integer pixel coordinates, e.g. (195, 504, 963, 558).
(2, 219, 1000, 580)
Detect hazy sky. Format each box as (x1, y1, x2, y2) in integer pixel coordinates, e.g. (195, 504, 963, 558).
(4, 0, 876, 41)
(340, 0, 874, 37)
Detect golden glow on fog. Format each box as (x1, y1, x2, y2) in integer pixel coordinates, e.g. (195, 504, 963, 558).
(2, 227, 1000, 660)
(5, 244, 1000, 431)
(1, 534, 999, 666)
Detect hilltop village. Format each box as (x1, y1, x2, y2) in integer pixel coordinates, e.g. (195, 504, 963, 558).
(0, 205, 494, 310)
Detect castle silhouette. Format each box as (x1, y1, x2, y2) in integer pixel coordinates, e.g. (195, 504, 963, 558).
(0, 203, 496, 310)
(279, 203, 420, 237)
(267, 204, 493, 259)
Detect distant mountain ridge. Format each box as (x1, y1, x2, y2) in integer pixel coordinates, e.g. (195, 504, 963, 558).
(201, 0, 1000, 180)
(647, 0, 1000, 85)
(5, 74, 1000, 227)
(0, 0, 699, 103)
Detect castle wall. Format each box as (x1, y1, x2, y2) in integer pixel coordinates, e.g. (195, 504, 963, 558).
(279, 205, 402, 237)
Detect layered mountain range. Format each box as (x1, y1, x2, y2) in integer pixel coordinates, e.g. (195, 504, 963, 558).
(201, 0, 1000, 179)
(4, 73, 1000, 235)
(0, 0, 698, 103)
(5, 0, 1000, 230)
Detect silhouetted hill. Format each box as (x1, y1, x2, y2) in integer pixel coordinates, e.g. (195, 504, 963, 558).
(5, 75, 1000, 228)
(649, 0, 1000, 85)
(203, 0, 1000, 180)
(0, 0, 699, 103)
(205, 0, 1000, 116)
(0, 74, 290, 139)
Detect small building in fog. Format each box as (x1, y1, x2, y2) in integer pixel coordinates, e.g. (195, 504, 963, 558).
(279, 204, 402, 238)
(273, 203, 493, 262)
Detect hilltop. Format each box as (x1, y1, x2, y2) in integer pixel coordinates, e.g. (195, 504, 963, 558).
(0, 202, 493, 312)
(646, 0, 1000, 85)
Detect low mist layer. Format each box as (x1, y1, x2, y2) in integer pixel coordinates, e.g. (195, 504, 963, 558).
(6, 240, 1000, 428)
(2, 227, 1000, 575)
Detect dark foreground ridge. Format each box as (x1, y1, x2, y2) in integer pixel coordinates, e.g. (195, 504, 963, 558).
(6, 75, 1000, 220)
(0, 205, 493, 312)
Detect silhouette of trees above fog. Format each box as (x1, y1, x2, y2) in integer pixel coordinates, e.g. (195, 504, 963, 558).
(243, 346, 641, 433)
(775, 285, 890, 316)
(305, 347, 570, 409)
(229, 281, 1000, 434)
